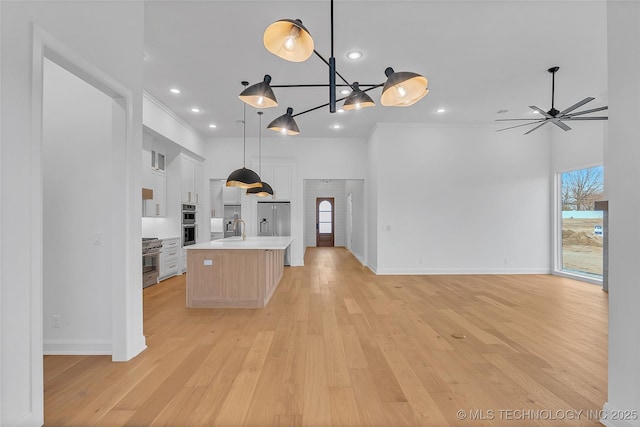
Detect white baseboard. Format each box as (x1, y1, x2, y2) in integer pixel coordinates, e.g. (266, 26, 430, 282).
(600, 403, 640, 427)
(43, 339, 111, 355)
(372, 267, 551, 275)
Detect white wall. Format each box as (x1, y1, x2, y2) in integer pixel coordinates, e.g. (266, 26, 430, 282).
(604, 2, 640, 425)
(304, 180, 346, 248)
(42, 58, 113, 354)
(1, 2, 144, 425)
(551, 123, 606, 174)
(368, 123, 551, 274)
(345, 180, 365, 264)
(204, 136, 368, 266)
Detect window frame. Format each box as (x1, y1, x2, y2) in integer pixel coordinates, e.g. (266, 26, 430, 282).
(553, 163, 604, 285)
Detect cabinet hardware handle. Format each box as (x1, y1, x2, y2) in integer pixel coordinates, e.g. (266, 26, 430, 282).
(156, 204, 160, 215)
(188, 191, 191, 202)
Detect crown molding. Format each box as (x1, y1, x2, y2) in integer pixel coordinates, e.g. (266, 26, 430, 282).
(143, 90, 203, 137)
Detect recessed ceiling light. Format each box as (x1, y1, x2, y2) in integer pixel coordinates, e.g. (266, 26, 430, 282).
(436, 108, 447, 113)
(331, 123, 343, 129)
(208, 124, 217, 129)
(337, 108, 345, 113)
(339, 89, 351, 95)
(190, 107, 201, 113)
(346, 51, 363, 60)
(170, 88, 181, 94)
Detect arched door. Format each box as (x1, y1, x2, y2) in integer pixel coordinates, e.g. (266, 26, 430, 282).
(316, 197, 335, 247)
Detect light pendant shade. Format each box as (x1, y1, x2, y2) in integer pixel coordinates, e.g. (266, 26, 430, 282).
(267, 107, 300, 135)
(226, 167, 262, 189)
(380, 67, 429, 107)
(246, 181, 274, 197)
(342, 82, 375, 111)
(239, 75, 278, 108)
(263, 19, 314, 63)
(227, 93, 262, 189)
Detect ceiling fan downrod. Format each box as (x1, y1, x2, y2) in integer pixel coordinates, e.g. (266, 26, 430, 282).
(548, 66, 560, 117)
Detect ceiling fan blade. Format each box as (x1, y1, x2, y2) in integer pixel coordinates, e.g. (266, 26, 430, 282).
(529, 106, 552, 118)
(551, 120, 572, 131)
(558, 97, 594, 115)
(523, 120, 549, 135)
(562, 116, 608, 121)
(496, 120, 545, 132)
(495, 118, 543, 121)
(563, 106, 608, 117)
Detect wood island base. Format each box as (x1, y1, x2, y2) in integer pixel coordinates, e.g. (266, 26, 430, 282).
(186, 248, 285, 308)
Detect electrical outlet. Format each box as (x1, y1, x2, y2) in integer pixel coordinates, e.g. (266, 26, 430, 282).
(52, 315, 61, 328)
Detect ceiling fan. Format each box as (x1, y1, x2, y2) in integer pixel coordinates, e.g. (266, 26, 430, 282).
(496, 66, 608, 135)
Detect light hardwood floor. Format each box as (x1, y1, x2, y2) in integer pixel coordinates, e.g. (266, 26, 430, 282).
(44, 247, 608, 426)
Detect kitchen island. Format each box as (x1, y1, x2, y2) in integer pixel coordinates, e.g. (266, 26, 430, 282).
(185, 236, 293, 308)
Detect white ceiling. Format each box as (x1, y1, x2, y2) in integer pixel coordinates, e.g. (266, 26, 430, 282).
(143, 1, 608, 139)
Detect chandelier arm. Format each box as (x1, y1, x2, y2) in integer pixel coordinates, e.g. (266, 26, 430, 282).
(313, 50, 352, 87)
(291, 83, 384, 117)
(270, 83, 380, 88)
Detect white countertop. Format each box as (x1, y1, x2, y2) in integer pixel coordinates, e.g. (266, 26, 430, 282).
(185, 236, 293, 250)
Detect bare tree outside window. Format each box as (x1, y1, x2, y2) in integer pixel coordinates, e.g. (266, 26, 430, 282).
(561, 166, 604, 211)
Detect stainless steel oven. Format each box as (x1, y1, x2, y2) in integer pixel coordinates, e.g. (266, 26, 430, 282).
(182, 204, 196, 224)
(142, 238, 162, 288)
(182, 224, 196, 246)
(182, 204, 197, 246)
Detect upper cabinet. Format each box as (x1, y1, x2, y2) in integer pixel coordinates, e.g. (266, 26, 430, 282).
(142, 133, 167, 217)
(181, 153, 203, 204)
(251, 159, 295, 201)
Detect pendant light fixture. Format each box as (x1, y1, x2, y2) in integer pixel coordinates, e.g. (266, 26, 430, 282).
(380, 67, 429, 107)
(247, 111, 275, 197)
(226, 82, 262, 189)
(239, 0, 429, 135)
(263, 19, 314, 63)
(342, 82, 376, 111)
(267, 107, 300, 135)
(239, 75, 278, 108)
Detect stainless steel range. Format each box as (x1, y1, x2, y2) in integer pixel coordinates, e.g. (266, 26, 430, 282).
(142, 238, 163, 288)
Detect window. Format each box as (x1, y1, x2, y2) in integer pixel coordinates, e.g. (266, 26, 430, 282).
(559, 166, 604, 278)
(318, 200, 332, 233)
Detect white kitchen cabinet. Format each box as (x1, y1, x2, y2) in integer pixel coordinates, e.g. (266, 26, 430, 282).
(143, 132, 168, 217)
(181, 153, 203, 204)
(195, 162, 203, 205)
(144, 169, 166, 217)
(159, 237, 180, 280)
(222, 186, 242, 205)
(250, 159, 295, 201)
(273, 164, 293, 200)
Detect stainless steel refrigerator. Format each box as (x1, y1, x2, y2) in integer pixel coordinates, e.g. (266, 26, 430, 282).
(257, 201, 291, 265)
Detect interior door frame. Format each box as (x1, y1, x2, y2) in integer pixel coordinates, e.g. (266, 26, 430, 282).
(316, 197, 335, 247)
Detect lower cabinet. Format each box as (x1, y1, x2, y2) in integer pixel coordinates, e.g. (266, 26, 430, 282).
(160, 237, 180, 280)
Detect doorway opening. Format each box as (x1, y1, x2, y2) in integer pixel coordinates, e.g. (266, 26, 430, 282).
(316, 197, 335, 247)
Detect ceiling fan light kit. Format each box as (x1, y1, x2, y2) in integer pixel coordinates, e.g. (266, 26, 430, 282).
(496, 66, 608, 135)
(239, 0, 429, 135)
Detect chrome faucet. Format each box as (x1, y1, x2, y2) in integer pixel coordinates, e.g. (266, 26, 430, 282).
(233, 218, 246, 240)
